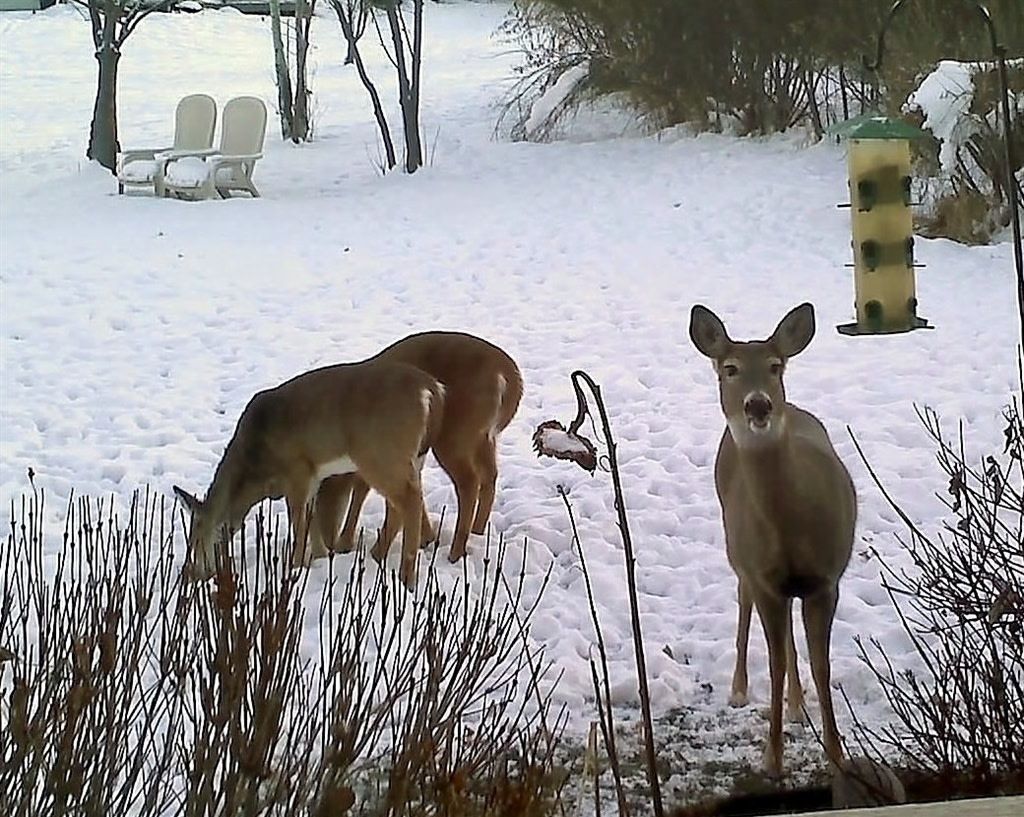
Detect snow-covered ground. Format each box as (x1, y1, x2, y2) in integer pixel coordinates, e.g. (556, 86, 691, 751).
(1, 1, 1020, 803)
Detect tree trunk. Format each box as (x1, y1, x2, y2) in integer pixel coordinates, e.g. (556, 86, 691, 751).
(292, 0, 310, 142)
(409, 0, 423, 168)
(87, 37, 121, 172)
(270, 0, 294, 140)
(385, 3, 422, 173)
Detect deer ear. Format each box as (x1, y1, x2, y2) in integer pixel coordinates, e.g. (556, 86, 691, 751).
(173, 485, 202, 515)
(770, 302, 815, 359)
(689, 304, 732, 360)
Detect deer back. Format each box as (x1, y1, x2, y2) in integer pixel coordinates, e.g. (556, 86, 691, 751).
(371, 331, 523, 440)
(219, 361, 443, 502)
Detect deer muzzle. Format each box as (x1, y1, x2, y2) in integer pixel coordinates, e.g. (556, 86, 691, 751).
(744, 392, 773, 433)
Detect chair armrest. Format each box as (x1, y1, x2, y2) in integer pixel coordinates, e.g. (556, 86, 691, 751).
(159, 147, 220, 161)
(120, 146, 172, 162)
(209, 153, 263, 166)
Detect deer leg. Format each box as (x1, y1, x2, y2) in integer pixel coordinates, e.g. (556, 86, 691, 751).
(370, 471, 424, 591)
(397, 480, 425, 591)
(360, 459, 423, 589)
(803, 586, 844, 768)
(370, 501, 401, 564)
(288, 483, 323, 567)
(419, 504, 435, 548)
(470, 436, 498, 535)
(337, 476, 371, 553)
(729, 577, 752, 707)
(373, 457, 431, 555)
(435, 451, 480, 563)
(415, 452, 434, 547)
(753, 590, 789, 778)
(785, 600, 808, 724)
(313, 475, 353, 553)
(369, 452, 432, 557)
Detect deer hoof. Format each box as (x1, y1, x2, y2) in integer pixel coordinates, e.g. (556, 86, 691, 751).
(399, 564, 417, 592)
(786, 705, 809, 725)
(728, 690, 749, 708)
(448, 545, 466, 563)
(334, 536, 356, 554)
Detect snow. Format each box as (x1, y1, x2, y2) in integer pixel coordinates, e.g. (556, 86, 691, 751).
(163, 155, 211, 187)
(525, 61, 589, 138)
(906, 57, 1024, 175)
(906, 60, 977, 174)
(121, 157, 159, 182)
(1, 1, 1021, 801)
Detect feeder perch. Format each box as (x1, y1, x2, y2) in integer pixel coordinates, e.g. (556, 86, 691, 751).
(830, 115, 932, 335)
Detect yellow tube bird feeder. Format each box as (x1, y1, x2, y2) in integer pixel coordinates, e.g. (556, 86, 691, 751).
(833, 116, 932, 336)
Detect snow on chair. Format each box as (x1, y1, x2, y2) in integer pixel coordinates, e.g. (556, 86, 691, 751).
(116, 94, 217, 196)
(161, 96, 267, 201)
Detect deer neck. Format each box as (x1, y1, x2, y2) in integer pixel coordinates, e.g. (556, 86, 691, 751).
(731, 418, 804, 526)
(206, 447, 265, 531)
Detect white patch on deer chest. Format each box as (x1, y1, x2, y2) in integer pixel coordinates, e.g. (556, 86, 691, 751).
(314, 456, 358, 480)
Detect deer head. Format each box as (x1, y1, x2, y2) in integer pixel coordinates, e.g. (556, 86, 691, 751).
(689, 302, 815, 448)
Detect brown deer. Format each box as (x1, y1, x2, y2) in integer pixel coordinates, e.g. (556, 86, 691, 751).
(688, 302, 855, 776)
(312, 331, 522, 564)
(173, 360, 445, 590)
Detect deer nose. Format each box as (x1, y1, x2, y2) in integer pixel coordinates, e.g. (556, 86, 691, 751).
(744, 393, 773, 422)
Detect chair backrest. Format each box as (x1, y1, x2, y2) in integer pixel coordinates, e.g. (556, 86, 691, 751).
(172, 94, 217, 151)
(220, 96, 268, 156)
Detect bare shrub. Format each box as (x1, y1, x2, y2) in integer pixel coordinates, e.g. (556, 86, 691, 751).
(499, 1, 1023, 141)
(846, 390, 1024, 793)
(0, 486, 183, 816)
(0, 484, 566, 815)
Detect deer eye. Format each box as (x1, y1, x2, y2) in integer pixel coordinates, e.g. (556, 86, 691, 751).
(722, 364, 739, 378)
(769, 362, 783, 376)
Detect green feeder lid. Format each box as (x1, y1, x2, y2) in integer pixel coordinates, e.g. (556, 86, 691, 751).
(828, 113, 929, 141)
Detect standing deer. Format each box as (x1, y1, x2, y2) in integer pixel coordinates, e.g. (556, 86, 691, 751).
(688, 302, 855, 776)
(173, 360, 445, 590)
(312, 331, 522, 564)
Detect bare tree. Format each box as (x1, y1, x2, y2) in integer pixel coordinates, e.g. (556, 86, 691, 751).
(74, 0, 175, 172)
(331, 0, 397, 170)
(292, 0, 314, 141)
(379, 0, 424, 173)
(336, 0, 369, 64)
(331, 0, 424, 173)
(270, 0, 316, 142)
(270, 0, 296, 139)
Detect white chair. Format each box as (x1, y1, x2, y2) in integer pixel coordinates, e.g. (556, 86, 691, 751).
(161, 96, 268, 200)
(116, 94, 217, 195)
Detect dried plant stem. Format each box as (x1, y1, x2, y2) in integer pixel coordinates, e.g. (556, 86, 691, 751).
(1, 488, 567, 816)
(559, 486, 629, 816)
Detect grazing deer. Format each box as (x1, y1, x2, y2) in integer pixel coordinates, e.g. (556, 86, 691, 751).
(313, 331, 522, 564)
(173, 360, 445, 590)
(688, 302, 856, 777)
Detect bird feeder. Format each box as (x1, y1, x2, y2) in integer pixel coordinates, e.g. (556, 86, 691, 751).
(831, 115, 932, 335)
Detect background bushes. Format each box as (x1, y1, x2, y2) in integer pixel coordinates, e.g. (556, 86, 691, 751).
(502, 0, 1023, 136)
(500, 1, 1023, 242)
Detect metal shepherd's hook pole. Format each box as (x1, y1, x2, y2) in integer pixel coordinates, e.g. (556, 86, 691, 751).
(568, 369, 664, 817)
(868, 0, 1024, 346)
